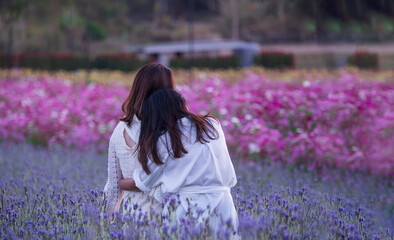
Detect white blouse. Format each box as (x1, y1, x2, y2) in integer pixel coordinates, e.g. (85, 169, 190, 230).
(133, 117, 238, 230)
(103, 117, 161, 216)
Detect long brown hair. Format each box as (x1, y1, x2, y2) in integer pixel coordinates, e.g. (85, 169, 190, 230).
(137, 88, 219, 174)
(120, 63, 175, 126)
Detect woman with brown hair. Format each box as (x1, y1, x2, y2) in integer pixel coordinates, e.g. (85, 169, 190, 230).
(118, 88, 238, 232)
(103, 63, 174, 216)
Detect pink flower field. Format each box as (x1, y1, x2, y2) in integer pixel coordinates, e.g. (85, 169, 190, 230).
(0, 71, 393, 176)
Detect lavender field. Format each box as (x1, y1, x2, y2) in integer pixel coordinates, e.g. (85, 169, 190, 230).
(0, 69, 393, 239)
(0, 143, 393, 239)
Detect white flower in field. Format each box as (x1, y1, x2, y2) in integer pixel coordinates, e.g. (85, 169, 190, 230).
(199, 72, 207, 80)
(250, 123, 262, 133)
(59, 110, 69, 124)
(33, 89, 46, 97)
(98, 123, 107, 134)
(219, 108, 228, 115)
(107, 119, 117, 129)
(303, 81, 311, 87)
(64, 79, 72, 86)
(177, 85, 190, 91)
(358, 91, 366, 100)
(248, 143, 260, 154)
(231, 117, 241, 126)
(27, 122, 34, 131)
(213, 77, 221, 85)
(244, 92, 252, 99)
(265, 91, 273, 101)
(50, 111, 58, 119)
(21, 98, 32, 107)
(245, 114, 253, 121)
(351, 146, 363, 156)
(87, 82, 97, 90)
(88, 122, 95, 129)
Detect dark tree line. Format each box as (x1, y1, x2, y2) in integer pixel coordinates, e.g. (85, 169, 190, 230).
(0, 0, 393, 56)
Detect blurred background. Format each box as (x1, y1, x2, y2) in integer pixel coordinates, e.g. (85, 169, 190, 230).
(0, 0, 393, 70)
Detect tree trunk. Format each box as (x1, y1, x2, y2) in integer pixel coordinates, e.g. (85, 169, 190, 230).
(230, 0, 239, 40)
(6, 21, 14, 69)
(313, 0, 323, 43)
(277, 0, 285, 21)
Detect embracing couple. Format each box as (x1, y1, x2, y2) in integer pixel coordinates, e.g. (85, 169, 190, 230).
(103, 63, 238, 234)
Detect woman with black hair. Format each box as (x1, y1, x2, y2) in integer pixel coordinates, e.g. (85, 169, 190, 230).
(119, 88, 238, 231)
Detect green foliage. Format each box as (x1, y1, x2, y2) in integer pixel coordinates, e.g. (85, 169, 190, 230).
(85, 21, 107, 41)
(0, 0, 27, 20)
(303, 20, 316, 32)
(327, 19, 341, 33)
(17, 53, 88, 70)
(58, 8, 84, 31)
(348, 52, 379, 69)
(254, 52, 294, 69)
(0, 52, 149, 71)
(93, 53, 148, 71)
(170, 56, 240, 69)
(2, 0, 394, 55)
(382, 20, 394, 32)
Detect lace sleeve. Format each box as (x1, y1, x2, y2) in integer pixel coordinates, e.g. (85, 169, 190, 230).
(104, 140, 123, 215)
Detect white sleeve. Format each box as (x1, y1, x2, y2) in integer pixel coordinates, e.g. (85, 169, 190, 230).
(103, 140, 124, 215)
(133, 138, 170, 192)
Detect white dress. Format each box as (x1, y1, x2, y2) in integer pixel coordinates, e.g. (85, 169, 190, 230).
(133, 117, 238, 231)
(103, 117, 162, 216)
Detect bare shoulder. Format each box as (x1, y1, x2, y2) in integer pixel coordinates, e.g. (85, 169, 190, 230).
(109, 121, 126, 142)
